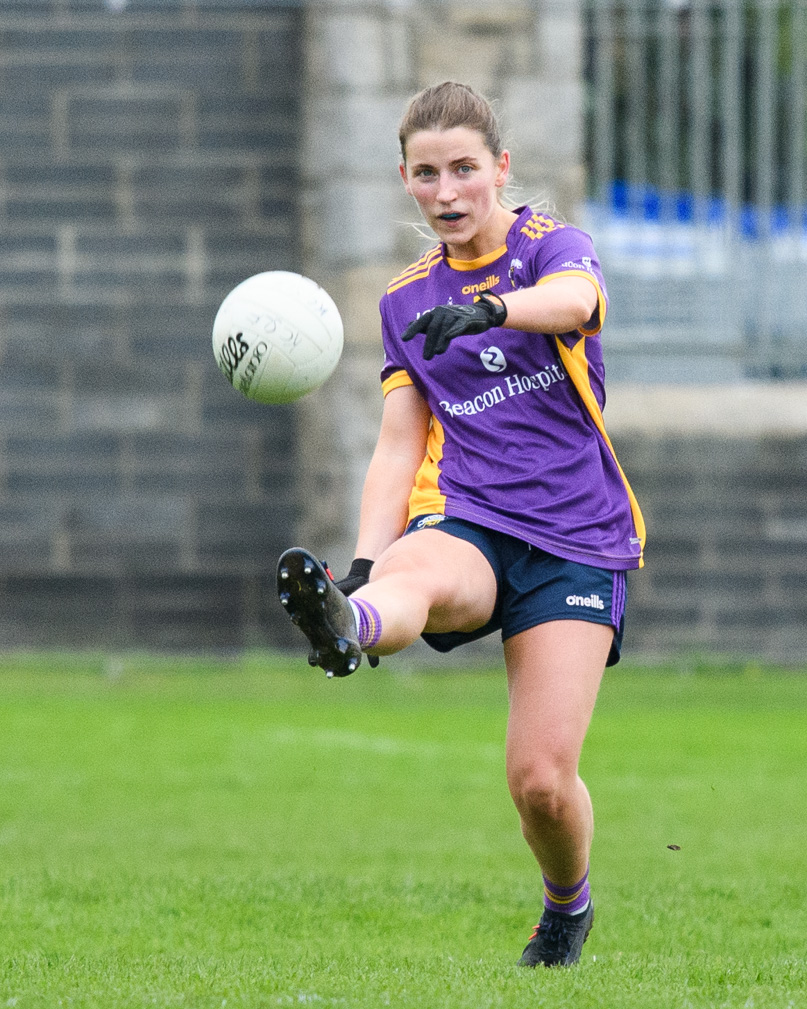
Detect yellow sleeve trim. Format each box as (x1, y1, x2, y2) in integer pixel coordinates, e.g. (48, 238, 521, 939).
(536, 270, 607, 335)
(386, 248, 442, 294)
(381, 369, 414, 397)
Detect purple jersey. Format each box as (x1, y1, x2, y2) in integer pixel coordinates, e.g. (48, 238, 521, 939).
(378, 206, 646, 571)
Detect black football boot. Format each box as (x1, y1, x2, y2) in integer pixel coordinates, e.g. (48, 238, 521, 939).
(517, 902, 594, 968)
(277, 548, 362, 678)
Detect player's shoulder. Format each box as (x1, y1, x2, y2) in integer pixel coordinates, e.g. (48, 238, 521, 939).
(511, 208, 596, 268)
(515, 207, 578, 244)
(384, 244, 443, 297)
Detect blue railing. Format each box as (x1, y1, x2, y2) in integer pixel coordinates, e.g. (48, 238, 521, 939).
(598, 181, 807, 241)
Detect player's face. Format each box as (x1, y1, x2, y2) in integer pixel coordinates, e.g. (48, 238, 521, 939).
(400, 127, 512, 260)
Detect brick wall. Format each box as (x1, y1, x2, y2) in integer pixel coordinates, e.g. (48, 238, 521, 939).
(608, 386, 807, 663)
(0, 0, 303, 648)
(620, 433, 807, 662)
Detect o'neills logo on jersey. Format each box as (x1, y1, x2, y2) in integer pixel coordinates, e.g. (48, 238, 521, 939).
(462, 274, 500, 295)
(566, 593, 606, 611)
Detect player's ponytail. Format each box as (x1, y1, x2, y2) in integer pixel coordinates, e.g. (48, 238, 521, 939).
(398, 81, 503, 162)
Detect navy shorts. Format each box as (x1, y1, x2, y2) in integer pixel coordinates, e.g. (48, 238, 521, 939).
(405, 514, 628, 667)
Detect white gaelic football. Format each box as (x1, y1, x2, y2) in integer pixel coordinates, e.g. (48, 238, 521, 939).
(212, 271, 344, 404)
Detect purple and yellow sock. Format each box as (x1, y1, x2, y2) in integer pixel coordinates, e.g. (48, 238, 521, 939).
(348, 597, 382, 650)
(543, 866, 590, 916)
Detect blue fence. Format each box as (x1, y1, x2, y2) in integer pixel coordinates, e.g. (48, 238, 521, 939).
(584, 1, 807, 381)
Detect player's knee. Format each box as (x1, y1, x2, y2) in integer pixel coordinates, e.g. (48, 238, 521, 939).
(370, 549, 418, 582)
(507, 761, 575, 824)
(371, 542, 440, 597)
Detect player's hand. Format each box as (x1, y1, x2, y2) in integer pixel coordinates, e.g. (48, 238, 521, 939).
(334, 557, 373, 597)
(334, 558, 379, 667)
(401, 293, 507, 360)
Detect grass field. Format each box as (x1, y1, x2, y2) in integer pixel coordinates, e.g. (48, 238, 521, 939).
(0, 651, 805, 1008)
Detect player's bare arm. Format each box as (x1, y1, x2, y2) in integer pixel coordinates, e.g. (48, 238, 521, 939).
(498, 275, 599, 335)
(354, 383, 431, 562)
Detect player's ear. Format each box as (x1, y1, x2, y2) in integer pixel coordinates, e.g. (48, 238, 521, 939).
(399, 161, 412, 195)
(494, 149, 510, 189)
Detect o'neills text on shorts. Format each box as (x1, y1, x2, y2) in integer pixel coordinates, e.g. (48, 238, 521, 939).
(566, 593, 606, 611)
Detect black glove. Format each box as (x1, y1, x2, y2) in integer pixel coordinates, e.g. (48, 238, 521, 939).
(334, 558, 379, 667)
(401, 292, 507, 360)
(334, 557, 373, 597)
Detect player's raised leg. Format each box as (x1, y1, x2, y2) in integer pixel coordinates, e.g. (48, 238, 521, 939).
(504, 619, 612, 967)
(277, 528, 497, 676)
(355, 528, 497, 652)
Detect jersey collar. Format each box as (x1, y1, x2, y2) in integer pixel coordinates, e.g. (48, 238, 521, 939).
(442, 206, 530, 272)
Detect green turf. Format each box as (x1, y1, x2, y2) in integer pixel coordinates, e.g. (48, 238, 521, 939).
(0, 651, 805, 1008)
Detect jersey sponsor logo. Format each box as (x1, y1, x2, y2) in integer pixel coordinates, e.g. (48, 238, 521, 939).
(440, 385, 506, 417)
(438, 362, 567, 418)
(416, 514, 446, 529)
(462, 274, 500, 295)
(561, 257, 594, 274)
(566, 593, 606, 611)
(480, 346, 507, 373)
(504, 364, 566, 395)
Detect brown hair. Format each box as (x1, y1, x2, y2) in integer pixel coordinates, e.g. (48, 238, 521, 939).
(398, 81, 503, 162)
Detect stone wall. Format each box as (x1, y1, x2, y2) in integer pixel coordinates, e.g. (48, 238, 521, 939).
(0, 0, 303, 649)
(608, 385, 807, 663)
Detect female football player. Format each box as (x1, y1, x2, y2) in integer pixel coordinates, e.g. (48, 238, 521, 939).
(277, 81, 645, 968)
